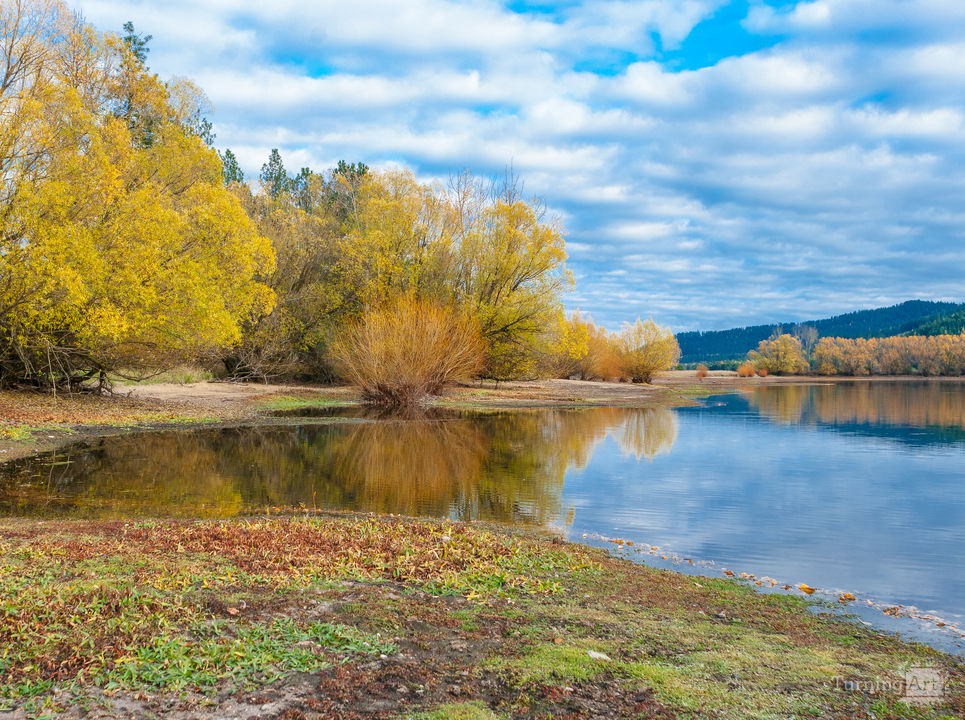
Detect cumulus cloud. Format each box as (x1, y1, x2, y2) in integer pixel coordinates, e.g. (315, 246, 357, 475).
(75, 0, 965, 330)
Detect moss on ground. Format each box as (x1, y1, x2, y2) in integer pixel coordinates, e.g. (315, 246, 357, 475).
(0, 515, 960, 719)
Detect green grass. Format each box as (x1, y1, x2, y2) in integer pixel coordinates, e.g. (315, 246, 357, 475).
(256, 394, 354, 411)
(409, 702, 508, 719)
(0, 516, 960, 719)
(0, 425, 35, 441)
(108, 618, 395, 692)
(111, 366, 214, 385)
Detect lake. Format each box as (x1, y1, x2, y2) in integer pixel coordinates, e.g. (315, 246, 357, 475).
(2, 380, 963, 655)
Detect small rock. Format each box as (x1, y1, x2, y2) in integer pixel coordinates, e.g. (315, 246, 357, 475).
(716, 611, 726, 619)
(587, 650, 612, 661)
(396, 686, 408, 694)
(451, 685, 461, 695)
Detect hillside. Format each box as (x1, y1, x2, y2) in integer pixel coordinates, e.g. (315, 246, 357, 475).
(678, 300, 964, 363)
(908, 307, 965, 336)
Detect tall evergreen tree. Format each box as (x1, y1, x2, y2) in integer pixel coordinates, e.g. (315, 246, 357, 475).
(121, 21, 151, 66)
(260, 149, 289, 199)
(220, 149, 244, 185)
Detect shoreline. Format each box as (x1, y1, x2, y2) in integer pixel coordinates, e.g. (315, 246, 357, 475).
(2, 382, 964, 716)
(0, 511, 961, 719)
(5, 374, 963, 462)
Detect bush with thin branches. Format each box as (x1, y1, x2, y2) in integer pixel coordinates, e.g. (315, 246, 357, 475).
(331, 297, 484, 405)
(617, 318, 681, 384)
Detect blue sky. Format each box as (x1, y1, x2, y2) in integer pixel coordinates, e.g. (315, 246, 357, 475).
(77, 0, 965, 331)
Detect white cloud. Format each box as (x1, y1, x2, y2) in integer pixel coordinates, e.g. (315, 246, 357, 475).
(74, 0, 965, 331)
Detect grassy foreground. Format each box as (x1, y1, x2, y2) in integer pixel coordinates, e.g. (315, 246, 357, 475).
(0, 515, 960, 719)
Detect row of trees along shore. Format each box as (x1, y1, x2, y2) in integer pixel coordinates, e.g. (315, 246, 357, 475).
(0, 2, 683, 403)
(743, 333, 965, 377)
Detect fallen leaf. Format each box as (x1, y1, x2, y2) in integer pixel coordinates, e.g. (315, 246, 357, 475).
(799, 584, 816, 595)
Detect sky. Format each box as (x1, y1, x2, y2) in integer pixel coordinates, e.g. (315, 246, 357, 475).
(75, 0, 965, 331)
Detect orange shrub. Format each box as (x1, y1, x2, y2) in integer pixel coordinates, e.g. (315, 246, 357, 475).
(737, 363, 755, 377)
(757, 367, 769, 377)
(696, 364, 709, 381)
(331, 296, 484, 405)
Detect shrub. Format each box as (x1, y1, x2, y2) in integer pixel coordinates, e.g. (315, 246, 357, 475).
(696, 364, 709, 381)
(757, 367, 769, 377)
(737, 363, 756, 377)
(330, 296, 484, 405)
(617, 319, 681, 384)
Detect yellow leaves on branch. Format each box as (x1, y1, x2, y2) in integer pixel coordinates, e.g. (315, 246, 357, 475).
(617, 318, 681, 384)
(0, 1, 274, 386)
(748, 335, 810, 376)
(812, 334, 965, 376)
(540, 312, 680, 384)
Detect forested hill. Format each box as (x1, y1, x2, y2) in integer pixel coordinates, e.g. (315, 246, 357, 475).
(678, 300, 964, 363)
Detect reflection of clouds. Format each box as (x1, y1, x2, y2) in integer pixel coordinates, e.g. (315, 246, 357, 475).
(561, 393, 965, 632)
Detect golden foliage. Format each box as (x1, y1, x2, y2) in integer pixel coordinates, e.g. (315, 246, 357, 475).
(737, 363, 756, 378)
(748, 335, 810, 375)
(617, 318, 681, 383)
(231, 165, 571, 383)
(696, 364, 709, 380)
(812, 334, 965, 376)
(330, 296, 484, 404)
(0, 2, 273, 388)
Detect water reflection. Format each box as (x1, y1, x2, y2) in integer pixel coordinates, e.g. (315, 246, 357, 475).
(3, 383, 965, 653)
(0, 406, 678, 521)
(746, 381, 965, 446)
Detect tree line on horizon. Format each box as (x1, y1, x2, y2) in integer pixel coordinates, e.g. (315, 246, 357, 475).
(677, 300, 965, 365)
(0, 2, 683, 402)
(742, 332, 965, 377)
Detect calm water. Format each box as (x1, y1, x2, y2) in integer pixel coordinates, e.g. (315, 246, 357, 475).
(2, 381, 964, 653)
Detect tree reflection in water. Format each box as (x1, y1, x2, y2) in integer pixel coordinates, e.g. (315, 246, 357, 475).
(746, 382, 965, 429)
(0, 407, 680, 521)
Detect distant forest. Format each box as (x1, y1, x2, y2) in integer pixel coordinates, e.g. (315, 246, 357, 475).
(678, 300, 965, 364)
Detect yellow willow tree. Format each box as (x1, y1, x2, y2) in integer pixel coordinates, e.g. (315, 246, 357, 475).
(447, 174, 571, 379)
(748, 334, 810, 376)
(617, 318, 681, 383)
(0, 4, 274, 388)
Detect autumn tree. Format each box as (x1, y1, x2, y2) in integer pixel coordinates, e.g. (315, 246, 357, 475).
(748, 334, 810, 375)
(539, 310, 591, 378)
(617, 319, 681, 383)
(0, 3, 274, 389)
(446, 172, 571, 379)
(812, 335, 965, 376)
